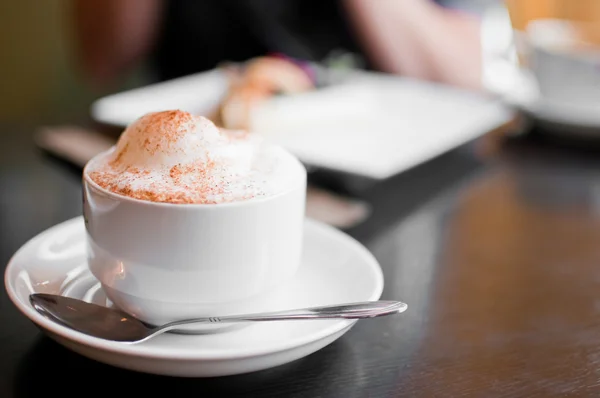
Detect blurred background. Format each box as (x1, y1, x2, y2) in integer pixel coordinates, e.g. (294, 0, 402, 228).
(0, 1, 147, 125)
(1, 0, 599, 234)
(1, 0, 597, 124)
(0, 0, 597, 126)
(0, 0, 495, 125)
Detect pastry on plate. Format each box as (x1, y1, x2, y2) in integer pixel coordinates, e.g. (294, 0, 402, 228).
(217, 56, 315, 130)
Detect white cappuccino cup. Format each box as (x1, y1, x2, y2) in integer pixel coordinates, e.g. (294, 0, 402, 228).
(82, 146, 306, 329)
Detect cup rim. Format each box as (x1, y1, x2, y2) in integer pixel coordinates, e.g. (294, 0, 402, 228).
(82, 147, 307, 208)
(526, 18, 600, 61)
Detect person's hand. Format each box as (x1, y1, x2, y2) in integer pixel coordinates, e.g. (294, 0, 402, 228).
(344, 0, 483, 90)
(71, 0, 162, 88)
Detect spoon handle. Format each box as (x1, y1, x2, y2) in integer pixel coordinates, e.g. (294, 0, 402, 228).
(161, 301, 407, 330)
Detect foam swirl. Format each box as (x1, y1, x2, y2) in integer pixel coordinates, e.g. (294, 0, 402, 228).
(86, 110, 303, 204)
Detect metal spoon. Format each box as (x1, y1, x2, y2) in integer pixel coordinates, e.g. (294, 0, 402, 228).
(29, 293, 407, 344)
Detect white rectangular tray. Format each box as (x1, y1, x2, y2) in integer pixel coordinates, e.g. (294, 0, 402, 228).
(91, 70, 513, 179)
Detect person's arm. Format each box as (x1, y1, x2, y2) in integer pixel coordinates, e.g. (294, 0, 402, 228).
(343, 0, 483, 90)
(70, 0, 163, 87)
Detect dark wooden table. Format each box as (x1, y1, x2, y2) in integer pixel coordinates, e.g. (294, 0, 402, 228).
(3, 121, 600, 397)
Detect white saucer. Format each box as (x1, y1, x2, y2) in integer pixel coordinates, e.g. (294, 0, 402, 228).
(521, 99, 600, 134)
(4, 217, 383, 377)
(505, 73, 600, 133)
(490, 55, 600, 134)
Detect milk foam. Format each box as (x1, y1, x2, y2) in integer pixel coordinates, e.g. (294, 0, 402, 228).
(86, 110, 304, 204)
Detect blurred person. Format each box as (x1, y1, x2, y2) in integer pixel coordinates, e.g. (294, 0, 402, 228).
(71, 0, 484, 91)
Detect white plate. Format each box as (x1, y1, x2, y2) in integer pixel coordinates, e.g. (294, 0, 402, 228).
(4, 217, 384, 377)
(91, 70, 513, 179)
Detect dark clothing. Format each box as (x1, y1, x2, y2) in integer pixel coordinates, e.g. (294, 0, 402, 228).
(151, 0, 364, 81)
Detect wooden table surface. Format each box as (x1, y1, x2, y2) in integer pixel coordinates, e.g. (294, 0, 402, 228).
(2, 121, 600, 397)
